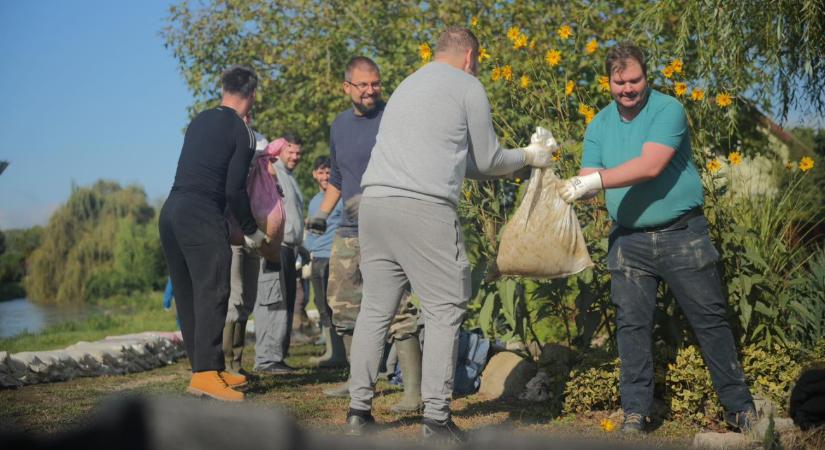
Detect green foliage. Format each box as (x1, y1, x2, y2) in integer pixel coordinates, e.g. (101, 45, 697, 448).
(0, 227, 44, 300)
(561, 349, 621, 415)
(666, 346, 725, 426)
(24, 181, 166, 304)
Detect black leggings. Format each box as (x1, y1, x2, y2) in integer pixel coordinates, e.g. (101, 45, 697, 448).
(159, 193, 231, 372)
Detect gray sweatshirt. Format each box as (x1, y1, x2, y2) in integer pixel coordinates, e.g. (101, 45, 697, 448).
(360, 61, 525, 207)
(274, 159, 304, 246)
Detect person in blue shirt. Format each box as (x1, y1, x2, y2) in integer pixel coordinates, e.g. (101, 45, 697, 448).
(559, 42, 756, 434)
(304, 156, 345, 367)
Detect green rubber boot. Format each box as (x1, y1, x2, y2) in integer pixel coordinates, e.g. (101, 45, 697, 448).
(390, 335, 423, 413)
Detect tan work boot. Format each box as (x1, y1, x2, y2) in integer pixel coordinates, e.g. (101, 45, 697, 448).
(219, 370, 247, 388)
(187, 371, 244, 402)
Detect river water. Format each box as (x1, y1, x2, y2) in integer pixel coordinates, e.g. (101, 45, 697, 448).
(0, 298, 95, 339)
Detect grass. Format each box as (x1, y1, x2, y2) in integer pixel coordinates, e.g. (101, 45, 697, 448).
(0, 292, 178, 354)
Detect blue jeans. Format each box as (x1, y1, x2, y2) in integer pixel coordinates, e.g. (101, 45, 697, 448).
(607, 214, 753, 416)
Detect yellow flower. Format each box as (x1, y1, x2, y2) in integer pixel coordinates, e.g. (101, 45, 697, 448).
(598, 75, 610, 92)
(662, 66, 674, 78)
(513, 33, 528, 50)
(557, 24, 573, 39)
(585, 39, 598, 55)
(491, 66, 501, 81)
(706, 159, 722, 173)
(674, 82, 687, 97)
(519, 74, 530, 89)
(545, 49, 561, 67)
(552, 150, 561, 161)
(691, 88, 705, 101)
(600, 419, 616, 433)
(514, 178, 521, 184)
(507, 26, 521, 42)
(419, 43, 432, 62)
(785, 161, 795, 170)
(565, 80, 575, 96)
(501, 64, 513, 81)
(478, 47, 490, 63)
(529, 38, 536, 50)
(578, 104, 595, 124)
(471, 16, 479, 27)
(671, 58, 683, 73)
(716, 92, 733, 108)
(729, 151, 743, 166)
(799, 156, 815, 172)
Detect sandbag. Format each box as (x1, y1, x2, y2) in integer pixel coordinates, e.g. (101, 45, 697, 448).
(228, 139, 287, 259)
(496, 167, 593, 279)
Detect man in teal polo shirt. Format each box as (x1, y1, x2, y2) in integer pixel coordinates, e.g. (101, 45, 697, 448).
(559, 42, 755, 434)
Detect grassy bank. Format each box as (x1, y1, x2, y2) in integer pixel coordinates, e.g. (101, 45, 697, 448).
(0, 342, 698, 447)
(0, 292, 177, 354)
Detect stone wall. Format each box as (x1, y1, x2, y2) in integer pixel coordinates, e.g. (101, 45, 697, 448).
(0, 331, 184, 388)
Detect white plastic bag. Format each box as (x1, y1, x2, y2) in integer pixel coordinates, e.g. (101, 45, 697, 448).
(496, 130, 593, 279)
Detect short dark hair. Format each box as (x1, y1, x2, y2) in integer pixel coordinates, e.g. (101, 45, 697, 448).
(345, 56, 380, 82)
(222, 65, 258, 97)
(282, 131, 303, 146)
(435, 27, 479, 56)
(605, 42, 647, 79)
(313, 156, 331, 171)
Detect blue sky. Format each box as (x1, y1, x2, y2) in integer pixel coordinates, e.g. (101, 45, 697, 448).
(0, 0, 191, 229)
(0, 2, 823, 230)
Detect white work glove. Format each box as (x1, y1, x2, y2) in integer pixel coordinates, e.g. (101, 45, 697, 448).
(243, 229, 269, 249)
(558, 172, 603, 203)
(520, 126, 559, 168)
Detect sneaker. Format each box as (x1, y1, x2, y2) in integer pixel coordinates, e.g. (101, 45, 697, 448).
(726, 406, 758, 433)
(421, 417, 466, 443)
(186, 371, 244, 402)
(621, 412, 646, 435)
(255, 362, 297, 375)
(219, 370, 247, 388)
(345, 408, 375, 436)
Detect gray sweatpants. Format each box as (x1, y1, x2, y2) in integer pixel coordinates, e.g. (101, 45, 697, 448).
(349, 196, 470, 421)
(253, 262, 289, 369)
(226, 245, 260, 323)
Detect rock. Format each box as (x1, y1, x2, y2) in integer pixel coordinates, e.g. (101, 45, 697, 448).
(479, 351, 537, 400)
(750, 416, 796, 440)
(692, 432, 756, 449)
(538, 343, 575, 367)
(519, 370, 553, 402)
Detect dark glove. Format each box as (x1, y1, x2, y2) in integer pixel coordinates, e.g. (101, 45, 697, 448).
(297, 246, 311, 265)
(306, 211, 328, 235)
(344, 194, 361, 223)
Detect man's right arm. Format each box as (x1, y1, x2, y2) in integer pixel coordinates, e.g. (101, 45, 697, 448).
(464, 82, 526, 176)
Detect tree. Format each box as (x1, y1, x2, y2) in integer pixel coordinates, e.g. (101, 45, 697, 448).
(25, 181, 165, 304)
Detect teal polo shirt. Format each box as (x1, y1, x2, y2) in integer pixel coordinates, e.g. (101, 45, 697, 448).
(581, 89, 703, 229)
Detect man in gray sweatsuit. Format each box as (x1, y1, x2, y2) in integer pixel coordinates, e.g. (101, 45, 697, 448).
(345, 27, 555, 440)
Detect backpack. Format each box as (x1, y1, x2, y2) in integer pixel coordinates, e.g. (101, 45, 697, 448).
(453, 329, 492, 395)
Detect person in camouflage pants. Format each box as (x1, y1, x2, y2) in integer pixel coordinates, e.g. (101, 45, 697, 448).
(327, 235, 419, 341)
(307, 57, 422, 413)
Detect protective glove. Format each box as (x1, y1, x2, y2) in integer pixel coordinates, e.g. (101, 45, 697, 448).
(243, 229, 269, 249)
(520, 126, 559, 168)
(344, 194, 361, 223)
(297, 246, 311, 266)
(558, 172, 603, 203)
(306, 210, 329, 235)
(301, 261, 312, 280)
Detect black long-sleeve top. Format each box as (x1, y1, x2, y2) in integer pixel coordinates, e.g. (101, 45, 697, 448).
(170, 106, 257, 235)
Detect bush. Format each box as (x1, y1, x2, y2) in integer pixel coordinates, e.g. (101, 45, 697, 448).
(562, 349, 620, 415)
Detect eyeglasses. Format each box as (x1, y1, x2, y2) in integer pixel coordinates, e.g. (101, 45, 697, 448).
(346, 80, 382, 91)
